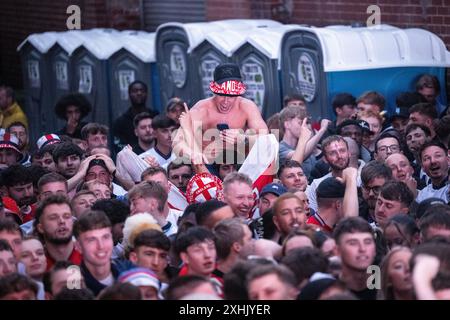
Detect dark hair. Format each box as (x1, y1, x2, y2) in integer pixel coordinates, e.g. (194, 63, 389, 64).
(81, 123, 109, 140)
(1, 164, 33, 187)
(42, 260, 76, 294)
(0, 85, 15, 101)
(283, 94, 306, 107)
(52, 142, 84, 163)
(37, 172, 68, 193)
(0, 239, 13, 252)
(361, 160, 392, 186)
(321, 135, 348, 153)
(151, 115, 177, 130)
(246, 264, 297, 288)
(277, 159, 303, 178)
(333, 217, 374, 244)
(34, 194, 72, 226)
(167, 161, 193, 176)
(173, 226, 215, 255)
(0, 273, 38, 299)
(379, 181, 414, 208)
(133, 112, 153, 129)
(128, 80, 147, 93)
(419, 205, 450, 242)
(195, 200, 227, 227)
(409, 103, 438, 119)
(165, 97, 185, 113)
(6, 121, 27, 133)
(384, 214, 419, 245)
(91, 199, 129, 225)
(54, 93, 92, 121)
(404, 123, 432, 137)
(396, 91, 426, 109)
(416, 74, 440, 93)
(177, 203, 200, 232)
(140, 166, 168, 181)
(97, 282, 141, 300)
(374, 133, 401, 153)
(53, 288, 95, 300)
(34, 142, 59, 159)
(419, 140, 448, 160)
(435, 115, 450, 143)
(332, 93, 356, 114)
(281, 247, 329, 286)
(133, 229, 171, 251)
(164, 275, 212, 300)
(0, 218, 22, 237)
(356, 91, 386, 110)
(73, 210, 112, 239)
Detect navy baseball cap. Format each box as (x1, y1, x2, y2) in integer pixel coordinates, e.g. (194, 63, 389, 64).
(260, 183, 287, 198)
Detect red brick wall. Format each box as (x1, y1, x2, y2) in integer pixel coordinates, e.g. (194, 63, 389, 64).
(0, 0, 140, 88)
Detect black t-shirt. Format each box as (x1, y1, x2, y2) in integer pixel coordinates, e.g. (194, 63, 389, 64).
(351, 287, 378, 300)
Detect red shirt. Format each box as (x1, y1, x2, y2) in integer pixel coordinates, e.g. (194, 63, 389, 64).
(45, 246, 83, 271)
(307, 214, 333, 234)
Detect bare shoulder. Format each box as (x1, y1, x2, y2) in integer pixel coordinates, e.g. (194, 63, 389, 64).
(239, 97, 260, 113)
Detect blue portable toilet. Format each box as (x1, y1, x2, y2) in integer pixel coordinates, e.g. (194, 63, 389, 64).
(280, 24, 450, 121)
(17, 32, 59, 143)
(46, 30, 85, 133)
(232, 25, 299, 119)
(70, 30, 122, 130)
(108, 31, 161, 123)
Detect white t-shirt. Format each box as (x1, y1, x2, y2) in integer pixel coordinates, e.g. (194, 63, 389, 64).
(140, 147, 176, 169)
(164, 209, 183, 237)
(416, 183, 448, 203)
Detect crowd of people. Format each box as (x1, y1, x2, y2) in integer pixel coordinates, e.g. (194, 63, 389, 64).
(0, 62, 449, 300)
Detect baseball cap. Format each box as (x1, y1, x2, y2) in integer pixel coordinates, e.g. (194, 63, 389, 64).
(260, 183, 287, 198)
(416, 197, 446, 220)
(390, 107, 410, 120)
(316, 177, 345, 199)
(36, 133, 61, 150)
(210, 63, 246, 96)
(337, 119, 371, 134)
(0, 133, 21, 154)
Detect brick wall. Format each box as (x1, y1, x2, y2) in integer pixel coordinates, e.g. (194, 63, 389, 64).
(0, 0, 140, 88)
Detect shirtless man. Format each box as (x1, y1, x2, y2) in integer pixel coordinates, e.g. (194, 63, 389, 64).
(173, 63, 268, 165)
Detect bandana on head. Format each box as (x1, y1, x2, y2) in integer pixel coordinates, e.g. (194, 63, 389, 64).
(210, 80, 246, 96)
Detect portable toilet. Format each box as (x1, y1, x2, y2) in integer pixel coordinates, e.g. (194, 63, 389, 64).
(190, 27, 254, 100)
(70, 30, 122, 129)
(155, 19, 282, 107)
(108, 31, 161, 124)
(17, 32, 59, 143)
(280, 24, 450, 121)
(233, 25, 299, 119)
(46, 30, 85, 133)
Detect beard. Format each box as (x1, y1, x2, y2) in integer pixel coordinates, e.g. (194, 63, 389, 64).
(17, 196, 37, 207)
(45, 235, 73, 245)
(328, 157, 350, 171)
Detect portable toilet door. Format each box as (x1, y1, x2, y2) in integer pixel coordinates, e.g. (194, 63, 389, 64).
(108, 31, 158, 124)
(280, 26, 329, 121)
(47, 30, 85, 133)
(70, 30, 121, 130)
(155, 22, 225, 108)
(17, 32, 58, 143)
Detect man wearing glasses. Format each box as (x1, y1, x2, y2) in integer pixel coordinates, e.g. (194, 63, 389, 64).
(359, 161, 393, 224)
(373, 133, 402, 163)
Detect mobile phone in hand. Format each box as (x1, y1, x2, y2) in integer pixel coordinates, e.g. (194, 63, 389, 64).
(217, 123, 229, 131)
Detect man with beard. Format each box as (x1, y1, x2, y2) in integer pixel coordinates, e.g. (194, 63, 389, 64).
(307, 135, 355, 212)
(6, 122, 31, 166)
(113, 81, 159, 152)
(34, 195, 81, 270)
(132, 112, 155, 155)
(52, 142, 84, 180)
(333, 217, 377, 300)
(416, 141, 449, 203)
(1, 165, 37, 223)
(272, 193, 308, 244)
(359, 161, 393, 224)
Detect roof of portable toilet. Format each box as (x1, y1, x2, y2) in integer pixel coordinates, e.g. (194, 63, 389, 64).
(299, 24, 450, 72)
(204, 29, 254, 57)
(156, 22, 224, 53)
(74, 30, 122, 60)
(53, 30, 86, 55)
(245, 25, 300, 62)
(209, 19, 282, 30)
(117, 31, 156, 63)
(17, 31, 59, 53)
